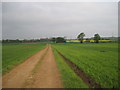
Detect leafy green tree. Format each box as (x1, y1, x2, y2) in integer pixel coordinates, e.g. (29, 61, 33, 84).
(56, 37, 66, 43)
(51, 37, 56, 43)
(51, 37, 66, 43)
(94, 34, 101, 43)
(77, 33, 85, 43)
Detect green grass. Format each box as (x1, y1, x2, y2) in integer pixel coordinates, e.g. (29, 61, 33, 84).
(53, 48, 88, 88)
(53, 43, 118, 88)
(0, 44, 2, 75)
(2, 43, 46, 74)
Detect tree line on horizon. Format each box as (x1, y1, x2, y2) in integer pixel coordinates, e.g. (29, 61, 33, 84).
(2, 37, 66, 43)
(2, 33, 118, 43)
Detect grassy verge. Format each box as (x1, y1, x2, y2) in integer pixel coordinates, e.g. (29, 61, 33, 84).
(2, 43, 46, 75)
(0, 44, 1, 90)
(53, 48, 88, 88)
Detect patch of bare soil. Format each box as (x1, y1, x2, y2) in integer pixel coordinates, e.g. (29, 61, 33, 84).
(23, 45, 63, 88)
(2, 46, 48, 88)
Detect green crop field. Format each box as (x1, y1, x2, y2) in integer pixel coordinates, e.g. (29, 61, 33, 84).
(0, 44, 2, 75)
(2, 43, 46, 74)
(53, 43, 118, 88)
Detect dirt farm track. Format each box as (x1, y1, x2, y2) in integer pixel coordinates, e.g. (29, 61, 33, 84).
(2, 45, 63, 88)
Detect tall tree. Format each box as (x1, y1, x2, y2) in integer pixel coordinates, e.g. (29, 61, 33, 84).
(51, 37, 56, 43)
(77, 33, 85, 43)
(94, 34, 101, 43)
(56, 37, 66, 43)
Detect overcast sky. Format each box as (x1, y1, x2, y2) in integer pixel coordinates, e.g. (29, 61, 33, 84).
(2, 2, 118, 39)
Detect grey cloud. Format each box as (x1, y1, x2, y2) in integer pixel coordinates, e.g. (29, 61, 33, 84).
(2, 2, 118, 39)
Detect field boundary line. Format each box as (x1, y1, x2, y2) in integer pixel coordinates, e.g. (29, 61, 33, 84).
(54, 48, 101, 88)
